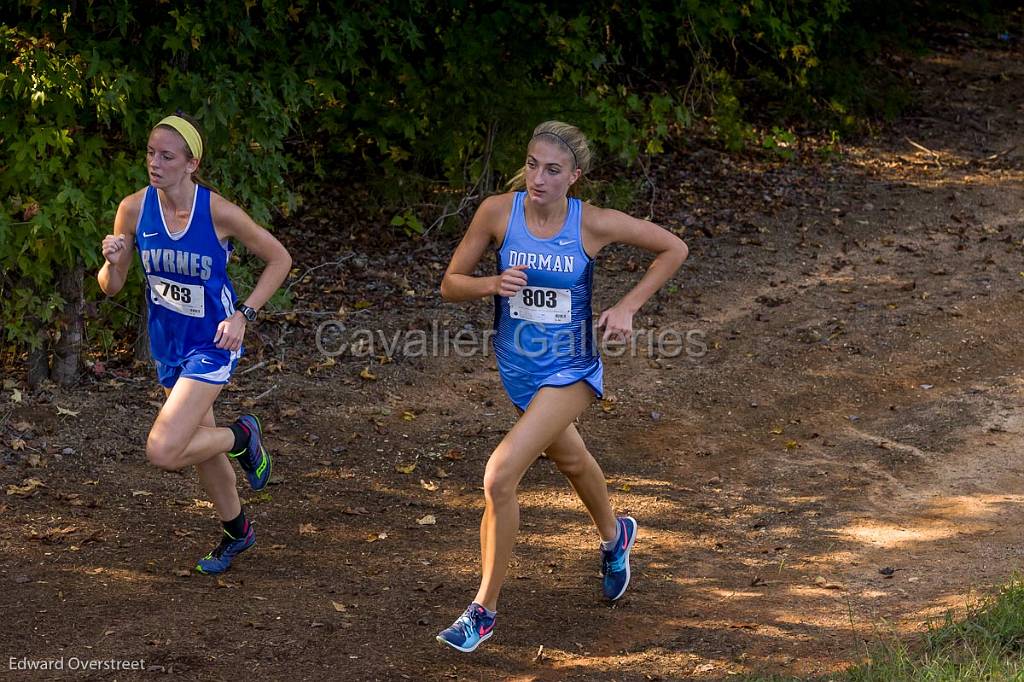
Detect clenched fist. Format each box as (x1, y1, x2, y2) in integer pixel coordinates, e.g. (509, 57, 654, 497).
(495, 264, 529, 297)
(101, 234, 128, 265)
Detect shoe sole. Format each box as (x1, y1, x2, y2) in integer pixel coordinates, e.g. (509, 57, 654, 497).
(606, 516, 637, 601)
(436, 631, 492, 653)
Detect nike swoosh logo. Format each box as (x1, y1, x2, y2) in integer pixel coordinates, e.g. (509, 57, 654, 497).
(478, 623, 494, 636)
(557, 239, 575, 246)
(199, 359, 213, 365)
(142, 232, 159, 237)
(621, 523, 629, 550)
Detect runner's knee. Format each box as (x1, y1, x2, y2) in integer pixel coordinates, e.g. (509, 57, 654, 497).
(483, 460, 518, 505)
(146, 433, 185, 471)
(552, 449, 591, 479)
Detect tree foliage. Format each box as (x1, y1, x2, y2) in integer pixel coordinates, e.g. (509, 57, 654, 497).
(0, 0, 1012, 362)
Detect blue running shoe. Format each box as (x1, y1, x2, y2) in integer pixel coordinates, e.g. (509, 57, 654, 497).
(436, 603, 496, 652)
(601, 516, 637, 601)
(195, 525, 256, 575)
(229, 414, 272, 491)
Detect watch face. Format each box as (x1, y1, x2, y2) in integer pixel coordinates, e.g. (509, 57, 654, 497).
(241, 306, 257, 321)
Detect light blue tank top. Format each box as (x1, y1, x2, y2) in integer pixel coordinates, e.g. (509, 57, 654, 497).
(493, 192, 599, 376)
(134, 185, 238, 366)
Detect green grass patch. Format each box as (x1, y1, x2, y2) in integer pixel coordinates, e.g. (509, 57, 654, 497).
(742, 578, 1024, 681)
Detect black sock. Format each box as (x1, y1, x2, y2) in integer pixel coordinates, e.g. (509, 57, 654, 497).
(229, 421, 250, 454)
(222, 510, 249, 540)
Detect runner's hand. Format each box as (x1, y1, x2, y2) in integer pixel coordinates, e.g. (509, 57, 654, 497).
(597, 304, 634, 344)
(214, 313, 246, 351)
(496, 265, 528, 297)
(101, 234, 128, 265)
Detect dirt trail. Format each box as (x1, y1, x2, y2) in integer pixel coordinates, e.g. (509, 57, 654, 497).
(2, 35, 1024, 682)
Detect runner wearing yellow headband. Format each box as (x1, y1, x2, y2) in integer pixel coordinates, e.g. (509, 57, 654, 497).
(97, 111, 292, 576)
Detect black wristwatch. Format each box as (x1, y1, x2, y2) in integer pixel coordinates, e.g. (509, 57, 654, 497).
(237, 304, 258, 322)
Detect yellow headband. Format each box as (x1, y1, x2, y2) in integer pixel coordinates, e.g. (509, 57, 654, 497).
(155, 115, 203, 162)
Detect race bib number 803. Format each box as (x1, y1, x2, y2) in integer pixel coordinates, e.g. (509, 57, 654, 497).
(148, 275, 205, 318)
(509, 286, 572, 324)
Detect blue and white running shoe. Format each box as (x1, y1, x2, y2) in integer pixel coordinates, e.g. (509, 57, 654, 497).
(436, 602, 496, 652)
(601, 516, 637, 600)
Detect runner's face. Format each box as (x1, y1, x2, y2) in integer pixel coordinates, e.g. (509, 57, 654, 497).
(524, 139, 580, 205)
(146, 127, 197, 188)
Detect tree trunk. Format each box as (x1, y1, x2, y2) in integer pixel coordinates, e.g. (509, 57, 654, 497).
(134, 295, 150, 362)
(52, 261, 84, 386)
(18, 276, 51, 388)
(26, 342, 49, 388)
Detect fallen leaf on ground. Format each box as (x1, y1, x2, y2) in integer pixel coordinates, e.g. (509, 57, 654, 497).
(443, 448, 463, 461)
(814, 575, 845, 590)
(343, 506, 369, 515)
(417, 514, 436, 525)
(10, 437, 25, 451)
(10, 388, 22, 403)
(12, 421, 32, 432)
(7, 478, 45, 497)
(395, 462, 416, 474)
(420, 479, 439, 491)
(55, 405, 79, 417)
(360, 367, 377, 381)
(132, 490, 152, 497)
(332, 601, 347, 612)
(299, 523, 319, 535)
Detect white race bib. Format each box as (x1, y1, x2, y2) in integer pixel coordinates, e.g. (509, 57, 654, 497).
(509, 286, 572, 324)
(148, 275, 205, 318)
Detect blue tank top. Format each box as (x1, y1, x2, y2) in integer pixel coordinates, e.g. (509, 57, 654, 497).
(134, 185, 238, 366)
(493, 192, 599, 375)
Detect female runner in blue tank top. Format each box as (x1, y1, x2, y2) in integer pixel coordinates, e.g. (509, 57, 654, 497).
(97, 113, 291, 575)
(437, 121, 688, 651)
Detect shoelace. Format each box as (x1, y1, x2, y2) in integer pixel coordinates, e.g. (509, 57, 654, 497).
(603, 543, 627, 572)
(208, 535, 235, 559)
(210, 529, 251, 559)
(455, 606, 485, 638)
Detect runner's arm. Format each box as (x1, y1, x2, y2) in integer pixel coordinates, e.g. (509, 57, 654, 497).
(584, 205, 688, 340)
(97, 194, 140, 296)
(211, 195, 292, 312)
(441, 195, 512, 302)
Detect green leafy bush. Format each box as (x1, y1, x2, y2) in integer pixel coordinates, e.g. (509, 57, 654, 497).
(2, 1, 1012, 364)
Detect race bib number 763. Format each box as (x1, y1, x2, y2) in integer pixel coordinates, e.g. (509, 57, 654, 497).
(148, 275, 205, 318)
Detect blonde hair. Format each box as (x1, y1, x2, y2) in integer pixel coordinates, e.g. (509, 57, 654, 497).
(507, 121, 592, 193)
